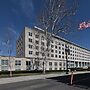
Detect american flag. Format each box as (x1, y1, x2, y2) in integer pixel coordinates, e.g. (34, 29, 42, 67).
(79, 21, 90, 30)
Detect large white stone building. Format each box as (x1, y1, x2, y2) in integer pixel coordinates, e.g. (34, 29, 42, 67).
(0, 26, 90, 71)
(16, 26, 90, 71)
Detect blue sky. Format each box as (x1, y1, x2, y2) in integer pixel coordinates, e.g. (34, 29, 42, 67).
(0, 0, 90, 56)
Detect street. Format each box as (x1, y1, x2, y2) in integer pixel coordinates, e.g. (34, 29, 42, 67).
(0, 73, 90, 90)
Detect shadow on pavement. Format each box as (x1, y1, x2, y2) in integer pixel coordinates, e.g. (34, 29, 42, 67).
(47, 73, 90, 89)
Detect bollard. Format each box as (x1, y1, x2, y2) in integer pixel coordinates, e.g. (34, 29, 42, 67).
(70, 71, 74, 85)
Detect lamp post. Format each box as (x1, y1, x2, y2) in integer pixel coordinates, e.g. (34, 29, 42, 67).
(65, 44, 70, 74)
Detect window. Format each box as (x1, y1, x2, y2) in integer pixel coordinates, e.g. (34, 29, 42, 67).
(36, 52, 39, 56)
(35, 34, 39, 38)
(1, 60, 8, 65)
(59, 47, 61, 49)
(54, 62, 57, 66)
(62, 44, 64, 46)
(51, 40, 53, 43)
(62, 52, 64, 54)
(42, 53, 45, 56)
(55, 55, 57, 58)
(51, 45, 54, 48)
(51, 54, 54, 57)
(51, 49, 54, 52)
(41, 36, 44, 40)
(35, 40, 39, 44)
(62, 48, 64, 50)
(62, 56, 64, 58)
(59, 62, 62, 66)
(41, 47, 44, 51)
(59, 55, 61, 58)
(29, 51, 33, 55)
(55, 68, 57, 70)
(41, 42, 45, 46)
(15, 60, 21, 65)
(29, 32, 32, 36)
(55, 46, 57, 49)
(1, 66, 8, 71)
(15, 60, 21, 70)
(63, 62, 65, 66)
(55, 50, 57, 53)
(35, 46, 39, 50)
(47, 53, 50, 57)
(29, 44, 32, 48)
(59, 43, 61, 45)
(49, 68, 52, 70)
(29, 38, 32, 42)
(49, 62, 52, 66)
(59, 51, 61, 54)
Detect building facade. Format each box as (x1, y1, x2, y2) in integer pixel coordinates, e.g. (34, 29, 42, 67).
(16, 26, 90, 71)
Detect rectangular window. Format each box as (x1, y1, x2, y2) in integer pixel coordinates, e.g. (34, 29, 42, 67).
(41, 47, 44, 51)
(51, 45, 54, 48)
(1, 60, 9, 71)
(55, 68, 57, 70)
(35, 40, 39, 44)
(55, 50, 57, 53)
(42, 53, 45, 56)
(51, 54, 54, 57)
(51, 49, 54, 52)
(49, 62, 52, 66)
(35, 46, 39, 50)
(54, 62, 57, 66)
(29, 44, 32, 48)
(29, 32, 32, 36)
(36, 52, 39, 56)
(55, 46, 57, 49)
(1, 60, 8, 65)
(41, 36, 44, 40)
(59, 47, 61, 49)
(59, 51, 61, 54)
(62, 48, 64, 50)
(49, 68, 52, 70)
(59, 55, 61, 58)
(41, 42, 45, 46)
(63, 62, 65, 66)
(29, 51, 33, 55)
(55, 55, 57, 58)
(47, 53, 50, 57)
(62, 52, 64, 54)
(59, 62, 62, 66)
(1, 66, 8, 71)
(29, 38, 32, 42)
(62, 44, 64, 46)
(35, 34, 39, 38)
(62, 56, 64, 58)
(15, 60, 21, 65)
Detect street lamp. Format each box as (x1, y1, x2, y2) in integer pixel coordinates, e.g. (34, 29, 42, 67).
(65, 44, 70, 74)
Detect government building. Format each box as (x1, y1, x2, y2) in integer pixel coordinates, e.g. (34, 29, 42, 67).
(0, 26, 90, 71)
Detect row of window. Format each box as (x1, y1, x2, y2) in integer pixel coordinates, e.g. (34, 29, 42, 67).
(1, 60, 21, 66)
(49, 62, 65, 66)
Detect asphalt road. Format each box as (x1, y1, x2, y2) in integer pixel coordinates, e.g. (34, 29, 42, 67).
(0, 73, 90, 90)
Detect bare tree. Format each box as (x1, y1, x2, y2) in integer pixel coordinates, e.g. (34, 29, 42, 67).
(1, 29, 17, 77)
(37, 0, 78, 73)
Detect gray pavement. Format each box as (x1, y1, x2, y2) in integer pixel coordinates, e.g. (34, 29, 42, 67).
(0, 78, 88, 90)
(0, 71, 90, 85)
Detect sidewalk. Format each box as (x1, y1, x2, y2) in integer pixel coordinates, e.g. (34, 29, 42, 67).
(0, 71, 90, 85)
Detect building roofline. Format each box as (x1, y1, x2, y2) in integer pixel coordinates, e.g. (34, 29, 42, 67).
(33, 26, 90, 52)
